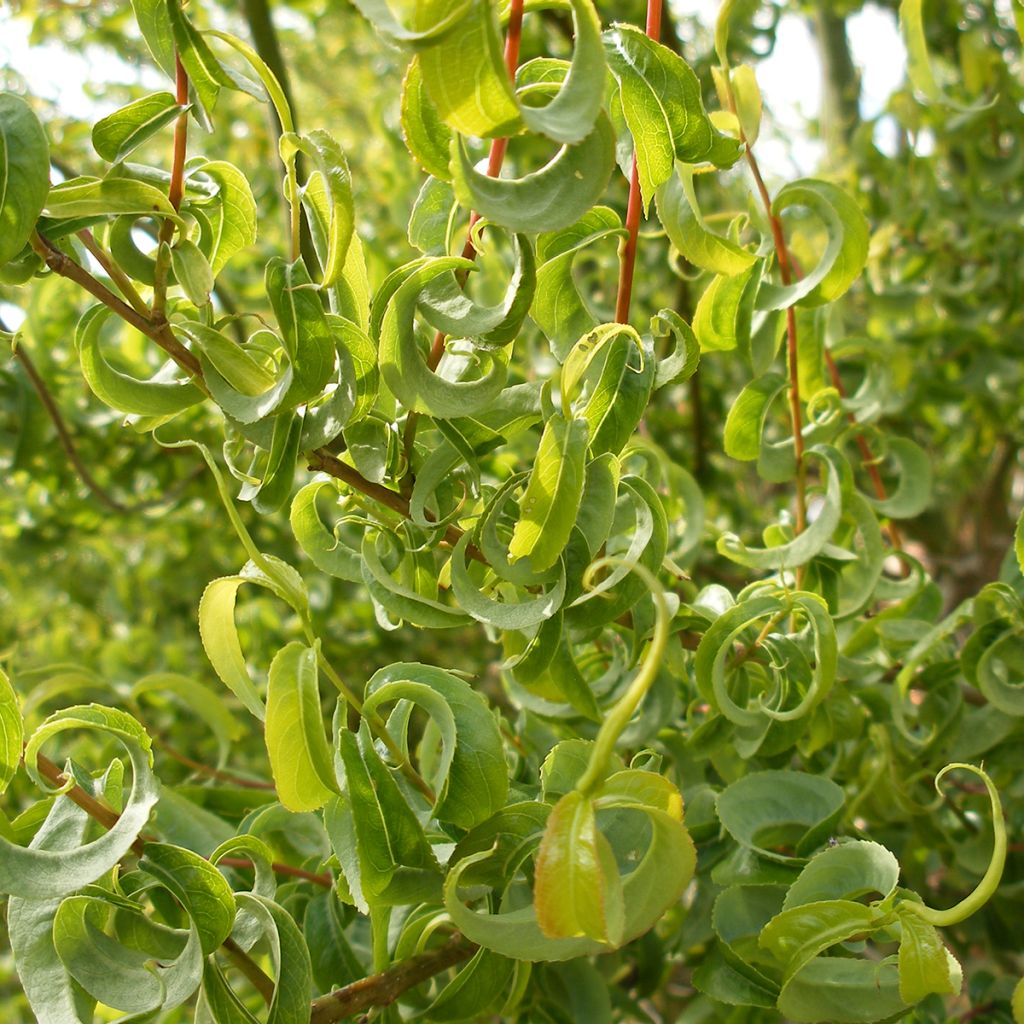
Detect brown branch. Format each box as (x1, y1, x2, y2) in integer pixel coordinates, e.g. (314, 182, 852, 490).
(10, 340, 130, 513)
(77, 229, 150, 317)
(28, 230, 203, 379)
(28, 225, 477, 565)
(958, 1003, 995, 1023)
(306, 450, 486, 564)
(309, 933, 477, 1024)
(34, 752, 139, 851)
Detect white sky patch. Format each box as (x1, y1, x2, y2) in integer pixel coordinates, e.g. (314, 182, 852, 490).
(676, 0, 905, 176)
(849, 4, 905, 119)
(0, 17, 163, 120)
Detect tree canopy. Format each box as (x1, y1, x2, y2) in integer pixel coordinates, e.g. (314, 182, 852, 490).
(1, 1, 1023, 1022)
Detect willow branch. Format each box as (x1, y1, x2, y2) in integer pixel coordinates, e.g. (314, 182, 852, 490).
(77, 229, 150, 317)
(614, 0, 663, 325)
(9, 337, 201, 514)
(34, 752, 138, 850)
(28, 229, 203, 379)
(824, 349, 904, 552)
(306, 449, 486, 564)
(218, 857, 333, 889)
(153, 737, 276, 789)
(309, 933, 478, 1024)
(425, 0, 525, 373)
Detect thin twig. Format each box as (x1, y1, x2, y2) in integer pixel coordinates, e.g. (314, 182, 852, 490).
(824, 349, 904, 552)
(721, 82, 807, 540)
(28, 229, 203, 379)
(218, 856, 333, 889)
(306, 449, 486, 564)
(153, 736, 276, 789)
(8, 337, 199, 514)
(77, 229, 150, 317)
(614, 0, 663, 326)
(10, 340, 130, 513)
(309, 933, 478, 1024)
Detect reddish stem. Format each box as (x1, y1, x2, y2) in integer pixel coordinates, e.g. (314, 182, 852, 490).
(785, 306, 806, 534)
(614, 0, 663, 326)
(168, 55, 189, 212)
(427, 0, 525, 371)
(728, 88, 807, 538)
(153, 54, 190, 319)
(824, 349, 904, 552)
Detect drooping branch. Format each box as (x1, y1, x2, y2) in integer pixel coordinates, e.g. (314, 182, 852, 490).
(425, 0, 526, 372)
(9, 339, 131, 514)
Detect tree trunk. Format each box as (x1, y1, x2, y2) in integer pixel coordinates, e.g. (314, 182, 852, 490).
(810, 3, 861, 160)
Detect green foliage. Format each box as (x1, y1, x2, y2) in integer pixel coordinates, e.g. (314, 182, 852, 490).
(0, 0, 1022, 1022)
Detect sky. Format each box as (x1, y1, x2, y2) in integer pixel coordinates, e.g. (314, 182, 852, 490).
(0, 2, 907, 180)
